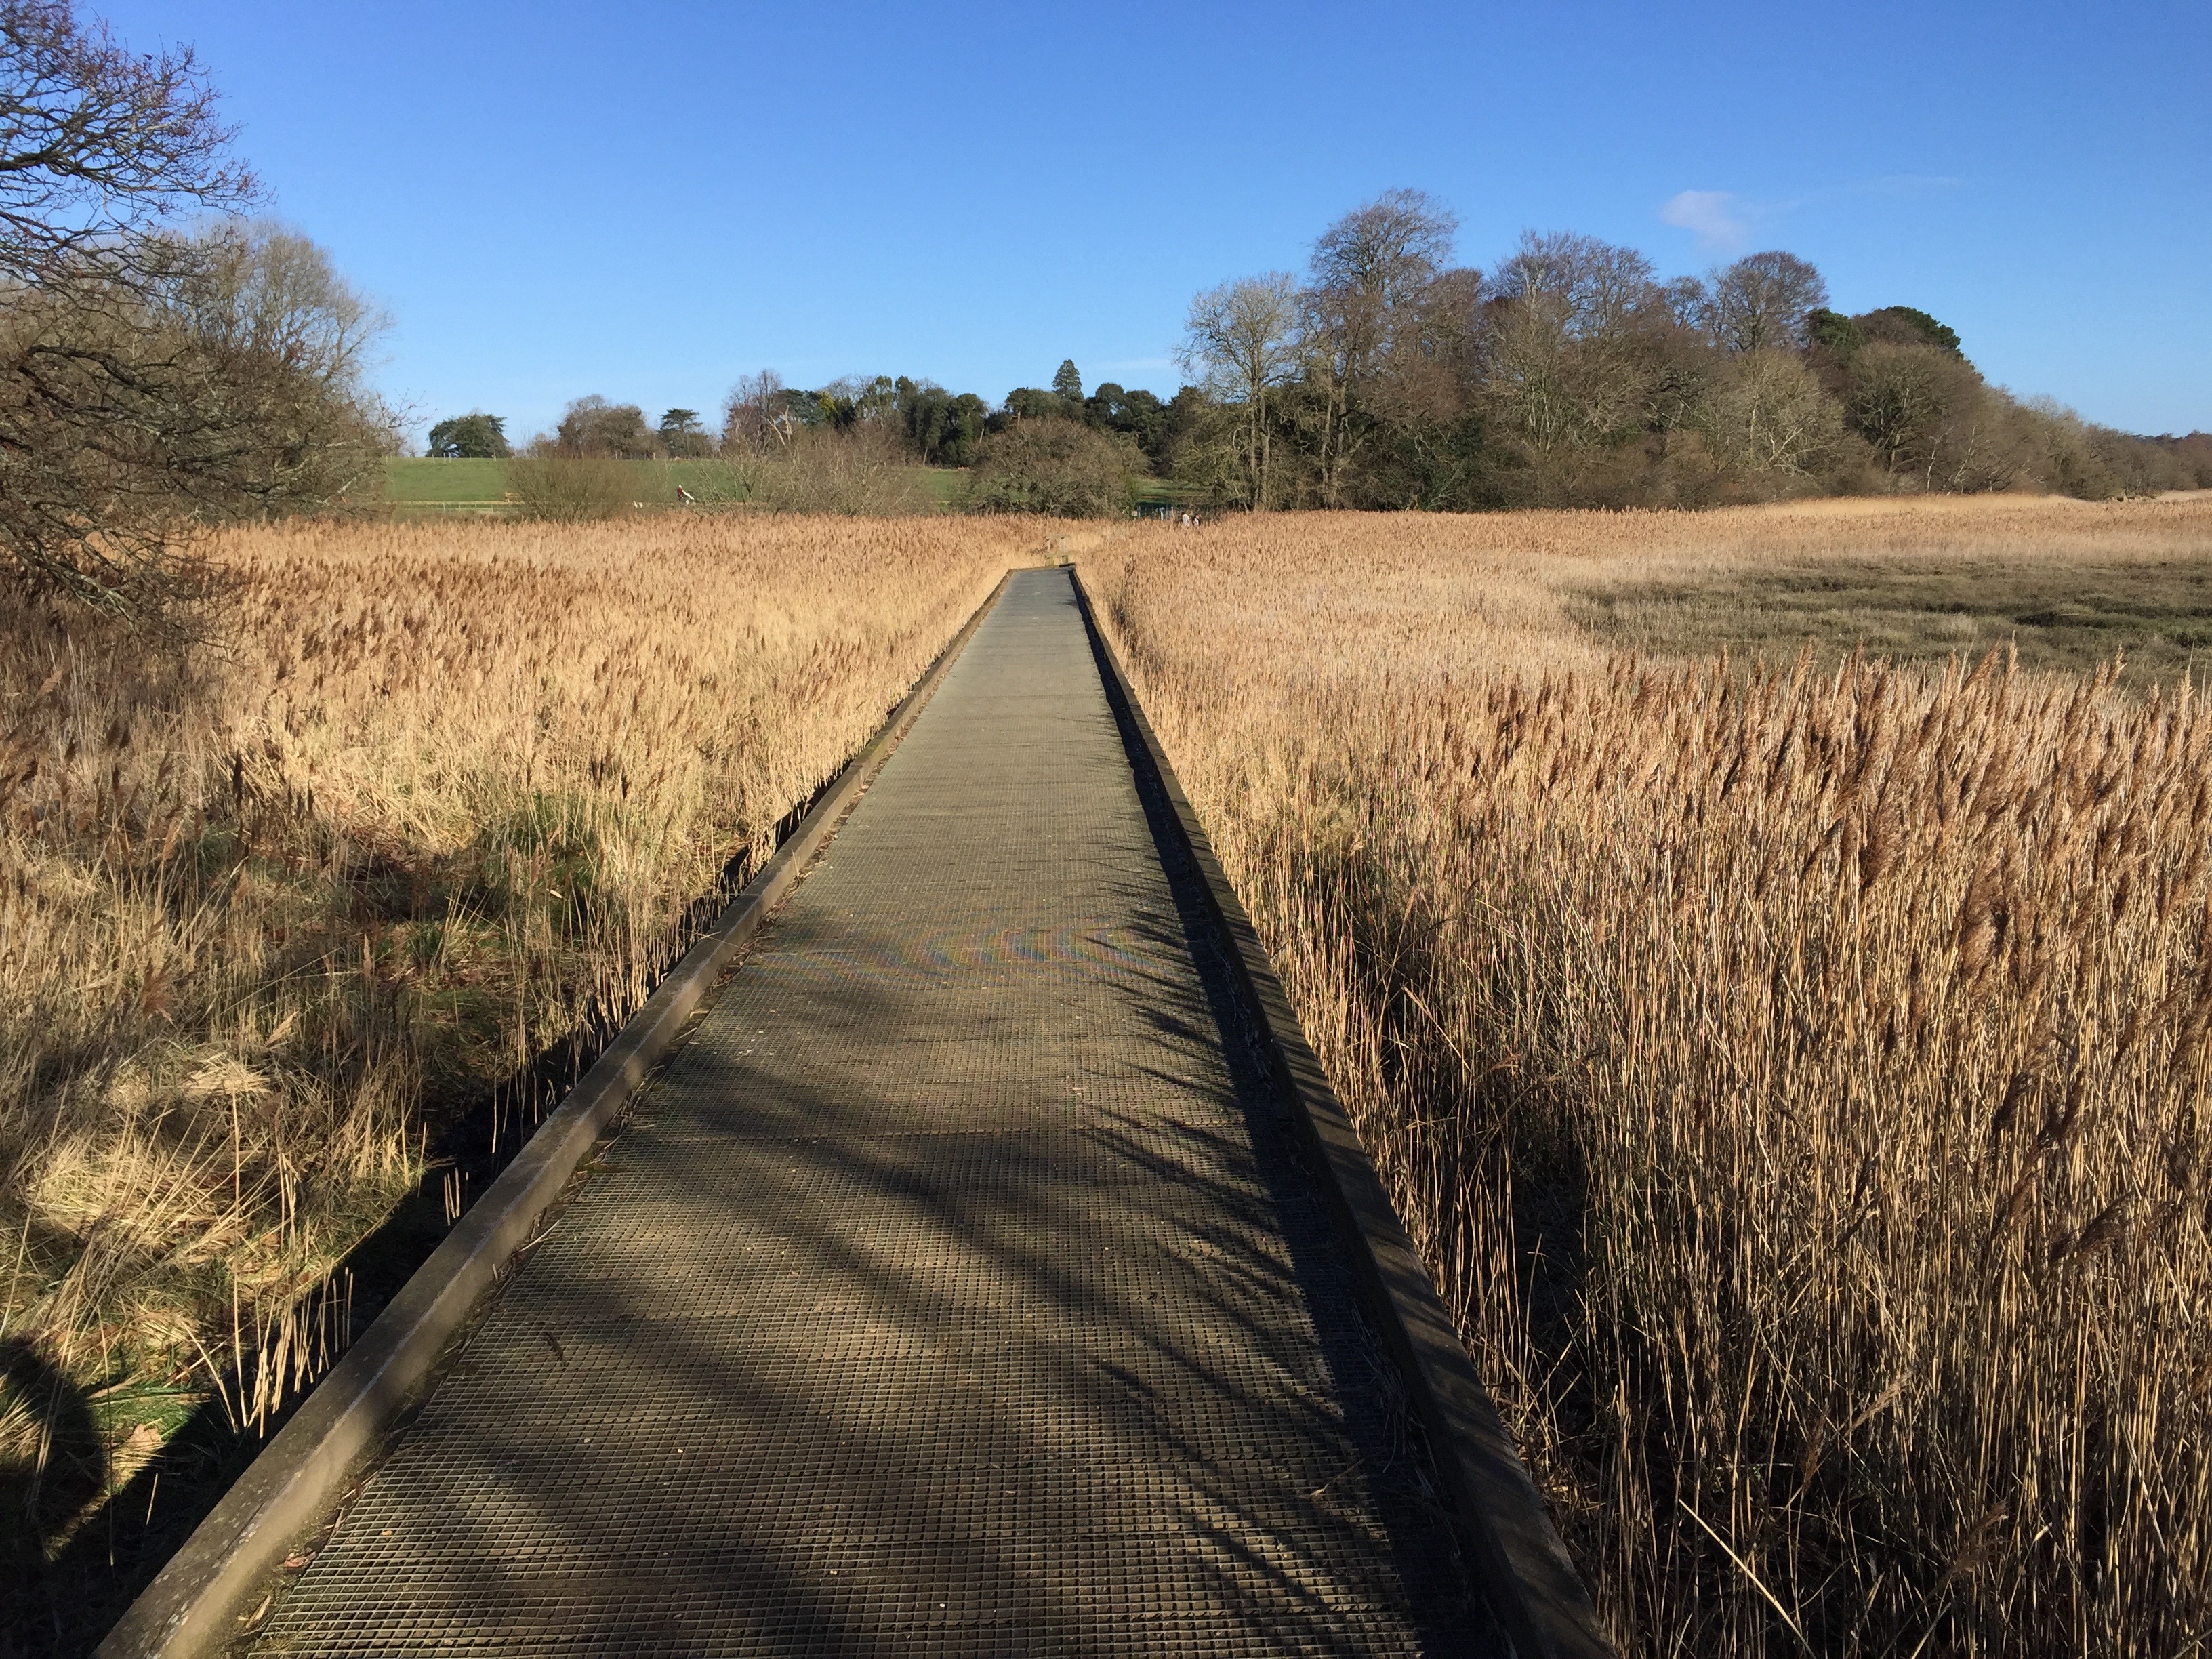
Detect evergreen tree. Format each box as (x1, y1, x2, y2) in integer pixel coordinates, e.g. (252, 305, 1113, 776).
(426, 413, 511, 458)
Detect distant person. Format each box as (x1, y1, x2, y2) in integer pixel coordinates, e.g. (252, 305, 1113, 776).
(676, 485, 696, 505)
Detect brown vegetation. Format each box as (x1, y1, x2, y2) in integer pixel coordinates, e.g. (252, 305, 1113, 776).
(502, 454, 638, 521)
(0, 514, 1035, 1565)
(746, 424, 930, 516)
(964, 417, 1142, 517)
(1082, 494, 2212, 1657)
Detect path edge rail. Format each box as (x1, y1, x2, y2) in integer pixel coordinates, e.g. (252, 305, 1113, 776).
(1070, 567, 1613, 1659)
(97, 571, 1017, 1659)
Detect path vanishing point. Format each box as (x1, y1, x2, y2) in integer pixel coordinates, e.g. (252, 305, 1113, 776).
(230, 569, 1509, 1656)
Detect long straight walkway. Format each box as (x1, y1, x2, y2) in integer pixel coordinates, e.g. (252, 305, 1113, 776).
(256, 569, 1483, 1656)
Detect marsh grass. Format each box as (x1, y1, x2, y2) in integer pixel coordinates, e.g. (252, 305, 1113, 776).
(0, 514, 1036, 1570)
(1576, 556, 2212, 684)
(1084, 494, 2212, 1658)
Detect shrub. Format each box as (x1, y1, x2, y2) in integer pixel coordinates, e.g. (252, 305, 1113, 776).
(964, 417, 1141, 517)
(505, 456, 636, 522)
(750, 425, 927, 516)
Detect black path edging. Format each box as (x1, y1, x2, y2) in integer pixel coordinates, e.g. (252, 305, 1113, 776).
(94, 571, 1017, 1659)
(1069, 567, 1614, 1659)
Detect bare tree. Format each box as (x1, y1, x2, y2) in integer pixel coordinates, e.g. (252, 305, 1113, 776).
(1177, 273, 1302, 510)
(1, 4, 392, 617)
(2, 221, 392, 614)
(159, 222, 393, 493)
(0, 0, 251, 286)
(1363, 264, 1487, 424)
(964, 417, 1140, 517)
(1656, 274, 1710, 331)
(1694, 348, 1847, 493)
(1483, 304, 1652, 503)
(1844, 340, 2001, 491)
(1304, 188, 1458, 506)
(721, 370, 792, 455)
(751, 421, 924, 515)
(1484, 232, 1666, 502)
(1705, 251, 1828, 352)
(1493, 230, 1658, 342)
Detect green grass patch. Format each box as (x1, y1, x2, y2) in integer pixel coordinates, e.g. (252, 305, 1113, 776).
(1573, 556, 2212, 686)
(386, 457, 510, 505)
(1131, 476, 1200, 510)
(386, 457, 970, 514)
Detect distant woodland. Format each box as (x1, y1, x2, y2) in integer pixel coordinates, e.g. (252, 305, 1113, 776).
(433, 190, 2209, 517)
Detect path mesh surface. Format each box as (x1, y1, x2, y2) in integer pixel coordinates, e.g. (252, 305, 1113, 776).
(255, 570, 1488, 1656)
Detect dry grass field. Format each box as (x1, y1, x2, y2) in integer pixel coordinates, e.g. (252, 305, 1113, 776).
(12, 494, 2211, 1657)
(1081, 494, 2212, 1658)
(0, 515, 1036, 1576)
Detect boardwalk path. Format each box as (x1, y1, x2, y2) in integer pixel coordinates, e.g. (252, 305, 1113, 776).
(256, 569, 1485, 1656)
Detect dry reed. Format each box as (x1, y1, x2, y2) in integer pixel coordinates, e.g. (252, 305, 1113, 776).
(0, 513, 1036, 1558)
(1083, 495, 2212, 1658)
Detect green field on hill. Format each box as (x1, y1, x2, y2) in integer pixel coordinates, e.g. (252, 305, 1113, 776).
(384, 459, 1193, 515)
(385, 457, 971, 512)
(388, 457, 511, 504)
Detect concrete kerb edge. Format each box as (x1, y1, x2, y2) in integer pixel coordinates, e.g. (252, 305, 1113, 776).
(1067, 568, 1614, 1659)
(96, 569, 1017, 1659)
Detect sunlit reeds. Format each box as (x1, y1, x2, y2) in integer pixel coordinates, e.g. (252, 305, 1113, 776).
(1084, 494, 2212, 1657)
(0, 512, 1033, 1555)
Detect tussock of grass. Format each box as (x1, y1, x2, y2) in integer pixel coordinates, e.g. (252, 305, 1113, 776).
(1083, 495, 2212, 1658)
(0, 514, 1036, 1564)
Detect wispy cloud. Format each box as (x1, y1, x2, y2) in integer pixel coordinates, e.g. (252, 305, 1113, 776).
(1659, 189, 1753, 253)
(1659, 176, 1965, 258)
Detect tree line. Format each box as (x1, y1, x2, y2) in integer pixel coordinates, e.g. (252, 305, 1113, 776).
(438, 190, 2207, 518)
(7, 0, 2204, 605)
(430, 365, 1179, 518)
(429, 366, 1198, 471)
(1166, 189, 2209, 511)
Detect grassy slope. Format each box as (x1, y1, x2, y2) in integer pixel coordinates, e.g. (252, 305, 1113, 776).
(385, 457, 510, 503)
(387, 459, 1182, 515)
(386, 457, 970, 510)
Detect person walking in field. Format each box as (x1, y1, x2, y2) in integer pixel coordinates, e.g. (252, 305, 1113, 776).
(676, 485, 696, 505)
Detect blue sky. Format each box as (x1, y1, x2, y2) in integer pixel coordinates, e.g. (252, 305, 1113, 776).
(96, 0, 2211, 447)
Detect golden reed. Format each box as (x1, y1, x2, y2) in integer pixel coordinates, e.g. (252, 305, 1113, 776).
(1084, 495, 2212, 1658)
(1, 513, 1037, 1549)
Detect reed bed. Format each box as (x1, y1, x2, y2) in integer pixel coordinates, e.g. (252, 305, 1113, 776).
(1083, 495, 2212, 1658)
(0, 514, 1032, 1561)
